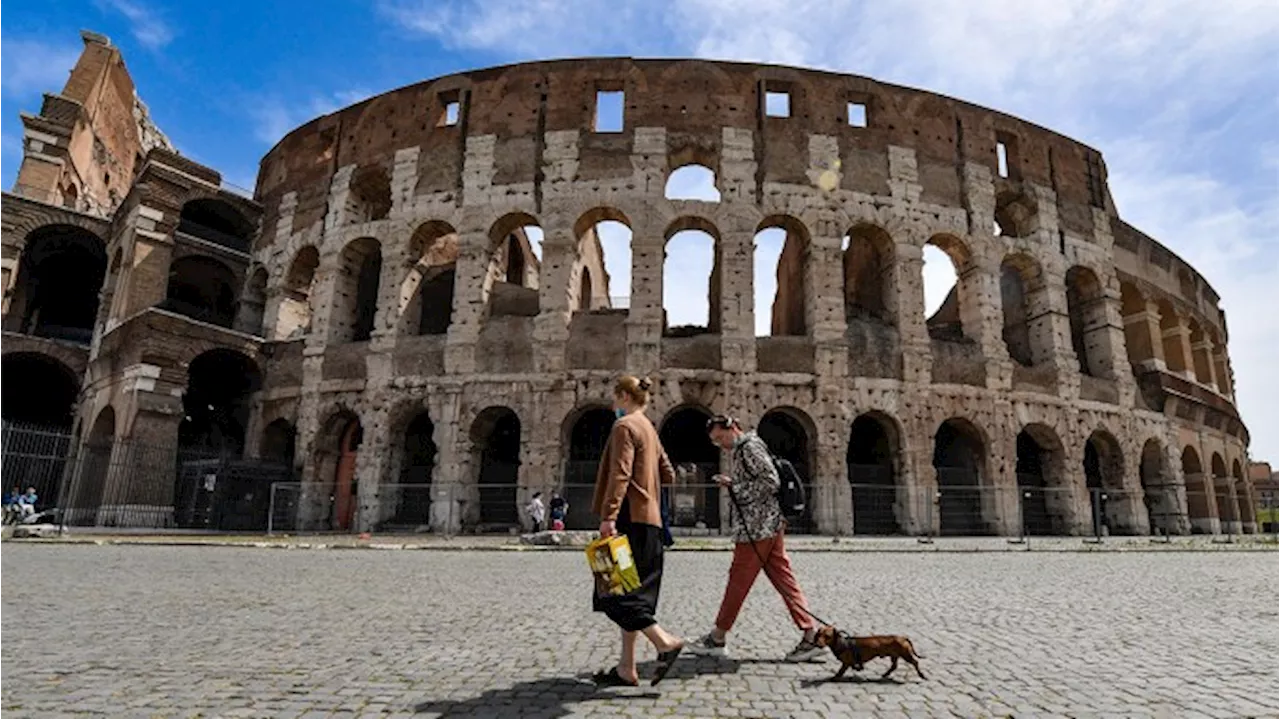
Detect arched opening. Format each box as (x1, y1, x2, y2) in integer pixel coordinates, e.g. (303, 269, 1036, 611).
(1084, 430, 1130, 535)
(470, 407, 521, 529)
(332, 418, 363, 531)
(72, 406, 116, 523)
(843, 224, 894, 324)
(847, 413, 899, 535)
(665, 164, 721, 202)
(754, 217, 809, 337)
(663, 218, 720, 336)
(922, 236, 968, 341)
(1211, 452, 1236, 531)
(932, 418, 990, 536)
(1000, 254, 1049, 367)
(1015, 425, 1070, 535)
(485, 214, 541, 319)
(1182, 446, 1212, 534)
(759, 408, 814, 531)
(1233, 460, 1253, 532)
(6, 225, 107, 344)
(1, 353, 79, 429)
(572, 210, 629, 313)
(309, 411, 362, 531)
(660, 405, 720, 529)
(164, 255, 238, 328)
(1140, 439, 1178, 535)
(564, 406, 617, 529)
(1158, 301, 1189, 375)
(1120, 282, 1152, 370)
(179, 349, 262, 456)
(330, 237, 382, 343)
(392, 411, 437, 527)
(276, 246, 320, 340)
(1187, 321, 1215, 387)
(993, 190, 1038, 238)
(178, 199, 253, 253)
(238, 267, 268, 336)
(346, 165, 392, 224)
(399, 221, 460, 336)
(1065, 266, 1111, 378)
(260, 419, 297, 468)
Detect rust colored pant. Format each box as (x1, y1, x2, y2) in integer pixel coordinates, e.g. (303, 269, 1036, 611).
(714, 530, 814, 633)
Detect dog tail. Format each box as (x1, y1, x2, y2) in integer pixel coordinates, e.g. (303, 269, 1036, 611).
(905, 638, 924, 659)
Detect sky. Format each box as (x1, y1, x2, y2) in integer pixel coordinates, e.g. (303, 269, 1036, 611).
(2, 0, 1276, 464)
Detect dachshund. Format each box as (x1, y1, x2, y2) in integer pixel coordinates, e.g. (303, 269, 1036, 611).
(812, 625, 926, 681)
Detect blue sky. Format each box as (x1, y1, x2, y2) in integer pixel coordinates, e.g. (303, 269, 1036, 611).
(3, 0, 1276, 465)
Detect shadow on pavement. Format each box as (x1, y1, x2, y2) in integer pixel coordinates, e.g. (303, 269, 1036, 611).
(411, 658, 743, 717)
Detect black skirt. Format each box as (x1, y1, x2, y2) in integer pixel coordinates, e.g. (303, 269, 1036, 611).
(592, 517, 665, 632)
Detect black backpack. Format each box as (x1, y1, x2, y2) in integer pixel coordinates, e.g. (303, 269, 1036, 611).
(772, 456, 808, 520)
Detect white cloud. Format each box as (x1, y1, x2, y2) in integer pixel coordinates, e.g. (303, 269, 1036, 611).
(98, 0, 175, 49)
(385, 0, 1278, 462)
(248, 89, 375, 145)
(0, 39, 79, 98)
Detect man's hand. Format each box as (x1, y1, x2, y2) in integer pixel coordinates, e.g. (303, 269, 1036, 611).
(713, 473, 733, 488)
(599, 520, 616, 537)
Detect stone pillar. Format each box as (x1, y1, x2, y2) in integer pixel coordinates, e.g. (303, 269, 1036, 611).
(1162, 315, 1195, 380)
(354, 406, 391, 533)
(1126, 299, 1167, 372)
(1191, 338, 1218, 391)
(1216, 477, 1241, 534)
(626, 221, 664, 372)
(120, 225, 175, 318)
(107, 397, 181, 528)
(533, 228, 575, 373)
(809, 226, 847, 380)
(1185, 471, 1219, 534)
(718, 225, 756, 373)
(444, 239, 491, 374)
(429, 389, 466, 534)
(891, 241, 931, 384)
(963, 255, 1012, 389)
(1211, 347, 1233, 399)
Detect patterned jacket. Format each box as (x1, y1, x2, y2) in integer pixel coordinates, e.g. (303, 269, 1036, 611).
(728, 431, 783, 543)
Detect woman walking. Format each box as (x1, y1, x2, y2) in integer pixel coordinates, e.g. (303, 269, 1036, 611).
(591, 375, 685, 687)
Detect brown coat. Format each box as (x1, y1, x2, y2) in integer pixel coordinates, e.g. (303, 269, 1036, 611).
(592, 411, 676, 527)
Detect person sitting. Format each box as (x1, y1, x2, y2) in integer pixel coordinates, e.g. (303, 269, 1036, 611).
(17, 487, 38, 520)
(2, 486, 19, 525)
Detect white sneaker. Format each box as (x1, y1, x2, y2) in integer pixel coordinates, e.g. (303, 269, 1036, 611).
(684, 633, 728, 657)
(783, 637, 825, 663)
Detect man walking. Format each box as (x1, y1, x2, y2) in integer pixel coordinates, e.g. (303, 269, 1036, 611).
(686, 415, 823, 662)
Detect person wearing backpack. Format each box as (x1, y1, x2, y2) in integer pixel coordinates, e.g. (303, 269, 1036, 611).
(686, 415, 824, 663)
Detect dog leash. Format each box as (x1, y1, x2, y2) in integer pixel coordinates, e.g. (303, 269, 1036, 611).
(726, 485, 837, 631)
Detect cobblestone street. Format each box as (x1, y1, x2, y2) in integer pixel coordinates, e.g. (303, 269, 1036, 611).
(2, 544, 1276, 718)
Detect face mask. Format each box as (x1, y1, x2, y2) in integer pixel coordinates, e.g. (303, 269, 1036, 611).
(614, 408, 626, 419)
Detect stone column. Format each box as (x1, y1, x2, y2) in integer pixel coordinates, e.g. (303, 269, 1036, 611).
(1162, 315, 1195, 380)
(354, 405, 391, 533)
(444, 239, 491, 374)
(110, 396, 181, 528)
(1211, 347, 1233, 399)
(626, 220, 664, 372)
(428, 389, 466, 534)
(809, 227, 847, 380)
(1191, 337, 1218, 391)
(1125, 299, 1167, 372)
(533, 227, 575, 373)
(891, 241, 931, 384)
(718, 224, 756, 374)
(962, 255, 1012, 390)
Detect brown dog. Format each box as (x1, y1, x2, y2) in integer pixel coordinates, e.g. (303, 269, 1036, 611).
(812, 625, 926, 681)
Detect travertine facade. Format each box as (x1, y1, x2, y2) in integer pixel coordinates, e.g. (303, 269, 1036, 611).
(1, 43, 1256, 535)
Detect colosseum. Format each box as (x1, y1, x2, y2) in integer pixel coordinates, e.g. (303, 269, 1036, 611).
(1, 32, 1257, 537)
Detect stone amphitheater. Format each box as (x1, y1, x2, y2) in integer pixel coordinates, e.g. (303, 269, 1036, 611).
(1, 32, 1256, 536)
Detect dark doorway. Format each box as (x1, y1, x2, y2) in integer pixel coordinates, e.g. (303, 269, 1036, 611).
(847, 413, 898, 535)
(395, 411, 437, 527)
(418, 268, 456, 335)
(1084, 431, 1127, 535)
(179, 350, 262, 456)
(564, 407, 615, 530)
(472, 408, 521, 528)
(660, 406, 720, 529)
(1, 353, 79, 429)
(933, 419, 989, 536)
(1016, 430, 1052, 535)
(759, 409, 813, 532)
(9, 225, 107, 344)
(165, 256, 238, 327)
(260, 419, 297, 468)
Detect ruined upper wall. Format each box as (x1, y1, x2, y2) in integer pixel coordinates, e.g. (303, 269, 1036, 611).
(12, 31, 173, 217)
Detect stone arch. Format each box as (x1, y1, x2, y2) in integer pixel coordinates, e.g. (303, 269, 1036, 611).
(932, 417, 993, 535)
(847, 411, 903, 535)
(1232, 459, 1253, 532)
(5, 224, 108, 343)
(663, 217, 722, 336)
(843, 223, 895, 325)
(1210, 452, 1236, 531)
(1083, 429, 1134, 534)
(1139, 438, 1180, 535)
(484, 213, 541, 319)
(562, 404, 617, 529)
(1065, 266, 1111, 378)
(755, 215, 810, 336)
(0, 352, 80, 429)
(178, 198, 253, 253)
(1157, 300, 1189, 375)
(572, 207, 630, 313)
(346, 165, 392, 223)
(993, 190, 1038, 238)
(71, 406, 117, 524)
(386, 409, 437, 529)
(759, 406, 817, 530)
(1182, 446, 1213, 533)
(399, 221, 459, 336)
(660, 404, 720, 529)
(923, 233, 976, 342)
(165, 255, 238, 328)
(665, 163, 721, 202)
(330, 237, 382, 343)
(469, 406, 522, 529)
(1119, 282, 1153, 369)
(179, 349, 262, 455)
(1000, 253, 1051, 367)
(276, 245, 320, 339)
(312, 410, 363, 531)
(1015, 423, 1073, 535)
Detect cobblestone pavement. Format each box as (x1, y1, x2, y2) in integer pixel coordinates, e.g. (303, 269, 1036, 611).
(3, 545, 1276, 718)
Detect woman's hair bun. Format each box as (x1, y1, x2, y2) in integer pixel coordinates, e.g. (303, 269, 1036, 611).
(638, 377, 653, 391)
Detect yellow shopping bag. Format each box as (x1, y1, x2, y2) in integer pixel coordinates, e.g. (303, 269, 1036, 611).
(585, 535, 642, 597)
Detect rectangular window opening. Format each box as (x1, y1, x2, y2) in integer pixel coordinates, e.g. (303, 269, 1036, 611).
(438, 92, 461, 127)
(765, 91, 791, 118)
(847, 102, 867, 128)
(996, 141, 1009, 178)
(594, 90, 625, 132)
